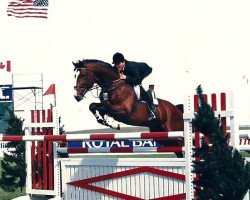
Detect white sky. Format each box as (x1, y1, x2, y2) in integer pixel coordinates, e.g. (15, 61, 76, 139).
(1, 0, 250, 131)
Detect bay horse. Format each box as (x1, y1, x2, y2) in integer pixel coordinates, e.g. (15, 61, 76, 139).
(73, 59, 184, 156)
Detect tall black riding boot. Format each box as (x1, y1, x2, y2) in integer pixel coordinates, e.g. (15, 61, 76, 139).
(148, 105, 156, 121)
(146, 90, 156, 121)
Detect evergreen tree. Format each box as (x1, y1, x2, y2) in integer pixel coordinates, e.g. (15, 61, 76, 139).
(0, 107, 26, 193)
(192, 85, 250, 200)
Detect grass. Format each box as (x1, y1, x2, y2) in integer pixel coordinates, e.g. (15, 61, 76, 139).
(0, 188, 23, 200)
(241, 151, 250, 157)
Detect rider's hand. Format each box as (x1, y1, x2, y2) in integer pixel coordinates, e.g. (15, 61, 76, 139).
(119, 73, 126, 79)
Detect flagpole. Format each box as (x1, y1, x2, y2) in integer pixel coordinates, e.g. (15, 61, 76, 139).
(54, 92, 56, 107)
(53, 84, 56, 107)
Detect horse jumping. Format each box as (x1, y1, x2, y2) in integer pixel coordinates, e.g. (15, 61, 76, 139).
(73, 59, 184, 141)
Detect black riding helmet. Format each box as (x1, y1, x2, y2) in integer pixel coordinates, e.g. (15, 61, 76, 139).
(112, 52, 125, 65)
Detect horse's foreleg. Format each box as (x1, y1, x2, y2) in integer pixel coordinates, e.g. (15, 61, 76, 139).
(103, 115, 120, 130)
(89, 103, 105, 124)
(98, 106, 120, 129)
(89, 103, 120, 129)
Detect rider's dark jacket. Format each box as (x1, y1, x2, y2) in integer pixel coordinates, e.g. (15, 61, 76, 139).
(121, 60, 152, 85)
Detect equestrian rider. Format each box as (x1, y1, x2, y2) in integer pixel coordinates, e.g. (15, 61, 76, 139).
(112, 52, 156, 121)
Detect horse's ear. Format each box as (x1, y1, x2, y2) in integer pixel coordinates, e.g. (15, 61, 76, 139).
(79, 60, 86, 66)
(72, 61, 78, 71)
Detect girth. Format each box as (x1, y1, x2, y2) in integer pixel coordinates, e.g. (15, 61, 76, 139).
(126, 99, 143, 120)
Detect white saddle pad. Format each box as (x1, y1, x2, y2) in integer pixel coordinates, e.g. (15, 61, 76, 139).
(133, 85, 140, 100)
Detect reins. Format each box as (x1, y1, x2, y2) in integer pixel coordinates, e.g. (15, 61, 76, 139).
(89, 79, 126, 98)
(100, 79, 126, 93)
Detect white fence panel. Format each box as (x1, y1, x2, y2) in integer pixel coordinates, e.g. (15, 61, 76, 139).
(60, 157, 186, 200)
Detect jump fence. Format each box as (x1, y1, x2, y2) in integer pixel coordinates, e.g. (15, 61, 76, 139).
(1, 92, 250, 200)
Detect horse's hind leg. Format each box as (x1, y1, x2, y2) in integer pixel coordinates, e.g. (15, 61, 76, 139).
(149, 118, 183, 158)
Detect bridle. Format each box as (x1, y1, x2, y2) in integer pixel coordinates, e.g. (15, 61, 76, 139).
(74, 65, 126, 98)
(74, 71, 100, 98)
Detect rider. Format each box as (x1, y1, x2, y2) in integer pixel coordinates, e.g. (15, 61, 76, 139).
(112, 52, 156, 121)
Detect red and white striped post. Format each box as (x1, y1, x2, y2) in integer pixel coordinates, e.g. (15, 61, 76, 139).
(183, 91, 236, 199)
(25, 108, 61, 197)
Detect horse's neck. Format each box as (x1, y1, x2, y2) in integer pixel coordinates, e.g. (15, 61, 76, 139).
(93, 65, 119, 86)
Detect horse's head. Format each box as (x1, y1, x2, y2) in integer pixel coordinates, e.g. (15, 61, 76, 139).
(73, 61, 95, 102)
(73, 59, 120, 101)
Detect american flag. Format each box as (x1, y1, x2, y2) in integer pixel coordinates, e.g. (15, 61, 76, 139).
(7, 0, 48, 19)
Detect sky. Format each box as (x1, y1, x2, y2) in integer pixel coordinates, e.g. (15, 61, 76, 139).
(1, 0, 250, 131)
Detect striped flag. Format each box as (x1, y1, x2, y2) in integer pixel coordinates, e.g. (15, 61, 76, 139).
(7, 0, 48, 19)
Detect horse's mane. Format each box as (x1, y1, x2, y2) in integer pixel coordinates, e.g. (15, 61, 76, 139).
(73, 59, 115, 72)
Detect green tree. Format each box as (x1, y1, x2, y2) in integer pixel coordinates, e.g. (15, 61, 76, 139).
(0, 108, 26, 193)
(192, 85, 250, 200)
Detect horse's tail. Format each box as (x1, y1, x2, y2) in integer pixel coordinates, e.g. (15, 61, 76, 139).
(175, 104, 184, 113)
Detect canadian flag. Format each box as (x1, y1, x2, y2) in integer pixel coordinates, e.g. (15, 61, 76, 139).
(0, 61, 11, 72)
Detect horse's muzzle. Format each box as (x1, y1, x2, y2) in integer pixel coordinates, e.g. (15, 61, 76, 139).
(74, 95, 83, 102)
